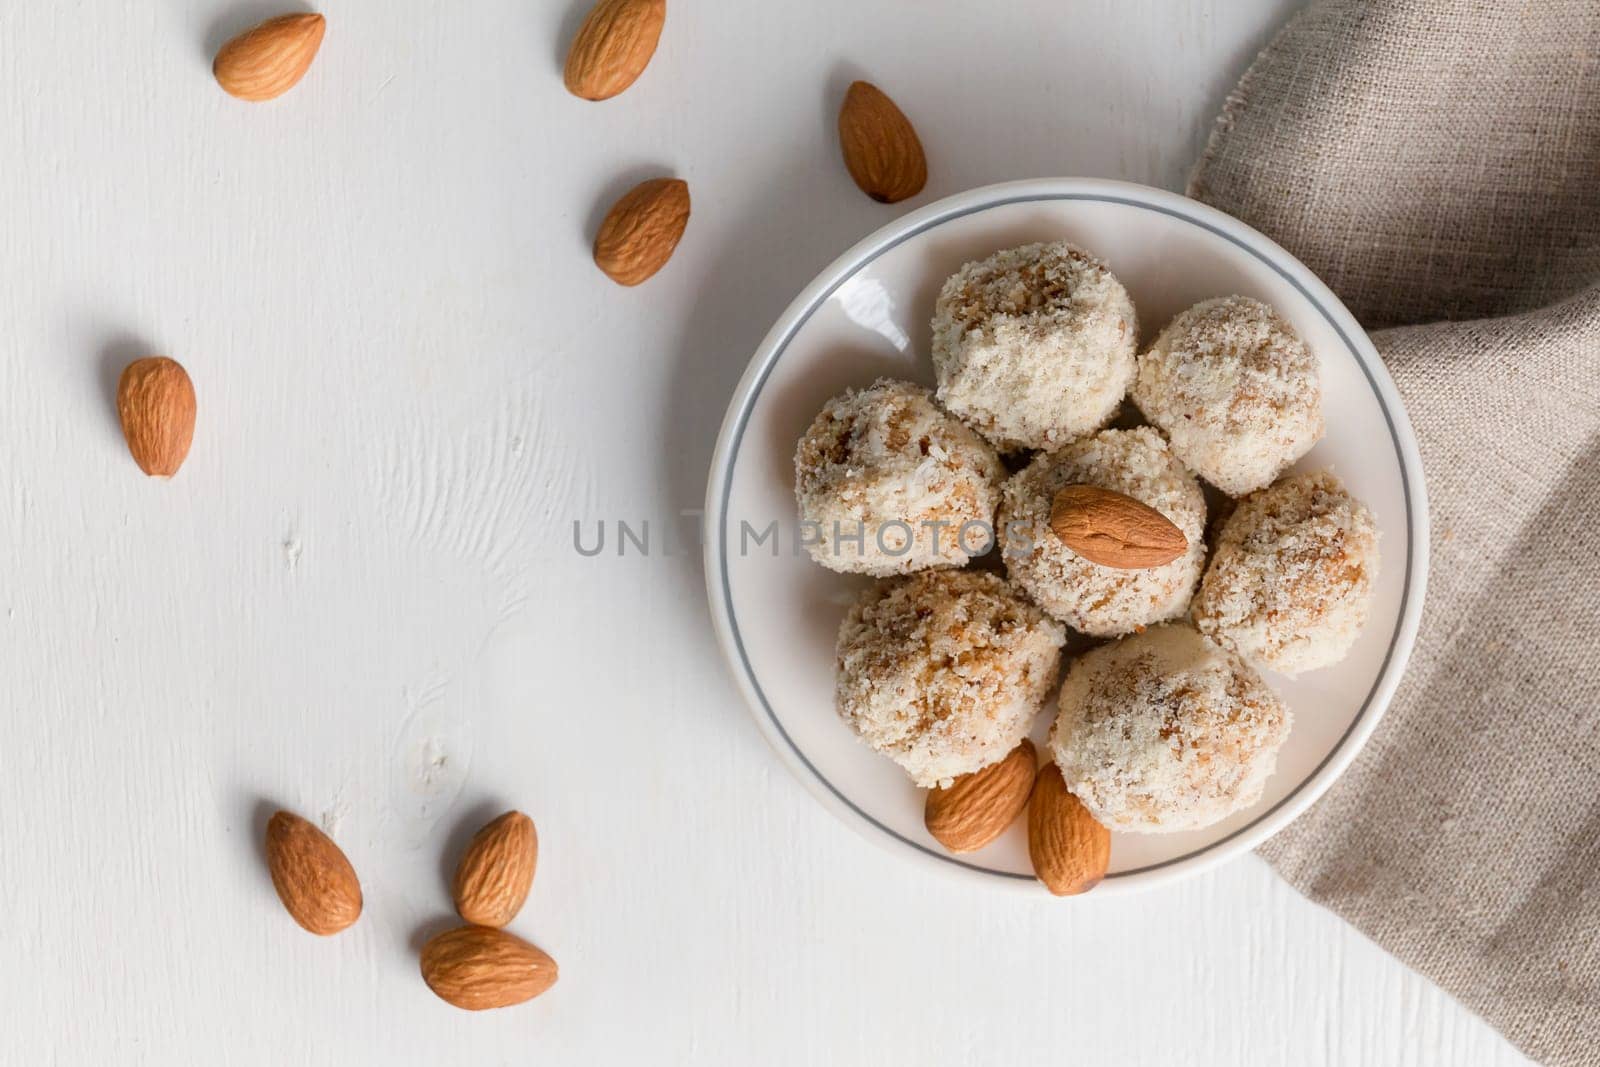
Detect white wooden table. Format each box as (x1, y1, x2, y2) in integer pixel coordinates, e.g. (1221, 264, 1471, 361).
(0, 1, 1528, 1062)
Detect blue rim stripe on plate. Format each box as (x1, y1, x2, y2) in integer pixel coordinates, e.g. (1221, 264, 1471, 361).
(717, 192, 1414, 880)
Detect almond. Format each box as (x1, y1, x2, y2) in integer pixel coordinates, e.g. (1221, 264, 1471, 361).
(1049, 484, 1188, 569)
(452, 811, 538, 927)
(264, 810, 362, 935)
(420, 926, 559, 1011)
(837, 81, 927, 204)
(116, 357, 196, 478)
(924, 740, 1035, 853)
(213, 13, 326, 102)
(1027, 763, 1111, 896)
(593, 177, 690, 286)
(564, 0, 666, 101)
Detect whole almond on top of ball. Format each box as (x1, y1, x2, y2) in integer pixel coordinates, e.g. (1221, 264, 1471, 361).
(452, 811, 538, 928)
(837, 80, 927, 204)
(1027, 763, 1111, 897)
(213, 13, 326, 102)
(564, 0, 666, 101)
(116, 356, 196, 478)
(1049, 484, 1188, 569)
(420, 926, 559, 1011)
(925, 740, 1036, 853)
(593, 177, 690, 286)
(264, 810, 363, 935)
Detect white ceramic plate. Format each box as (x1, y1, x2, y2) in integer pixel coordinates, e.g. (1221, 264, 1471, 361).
(704, 179, 1428, 894)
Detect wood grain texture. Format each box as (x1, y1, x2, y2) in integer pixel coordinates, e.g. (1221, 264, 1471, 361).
(0, 0, 1528, 1063)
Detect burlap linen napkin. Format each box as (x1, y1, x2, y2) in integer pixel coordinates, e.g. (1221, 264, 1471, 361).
(1188, 1, 1600, 1062)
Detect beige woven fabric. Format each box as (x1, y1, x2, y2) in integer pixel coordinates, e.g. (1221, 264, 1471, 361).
(1189, 2, 1600, 1063)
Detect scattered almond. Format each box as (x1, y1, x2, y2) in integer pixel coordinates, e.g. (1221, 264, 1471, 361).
(564, 0, 666, 101)
(452, 811, 538, 928)
(924, 740, 1036, 853)
(1049, 484, 1188, 569)
(420, 926, 559, 1011)
(264, 810, 363, 935)
(213, 13, 326, 102)
(593, 177, 690, 285)
(1027, 763, 1111, 896)
(837, 81, 927, 204)
(116, 357, 196, 478)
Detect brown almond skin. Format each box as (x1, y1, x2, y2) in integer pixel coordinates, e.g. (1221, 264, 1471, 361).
(1027, 763, 1111, 897)
(564, 0, 666, 101)
(1049, 484, 1188, 569)
(117, 357, 196, 478)
(213, 13, 326, 102)
(452, 811, 538, 927)
(925, 740, 1035, 853)
(264, 811, 362, 935)
(838, 81, 927, 204)
(420, 926, 559, 1011)
(593, 177, 690, 286)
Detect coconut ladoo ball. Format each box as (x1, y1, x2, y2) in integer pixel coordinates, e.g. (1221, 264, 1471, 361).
(795, 379, 1004, 576)
(835, 570, 1066, 788)
(997, 428, 1206, 637)
(931, 241, 1138, 452)
(1051, 624, 1291, 833)
(1132, 295, 1324, 496)
(1193, 470, 1379, 676)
